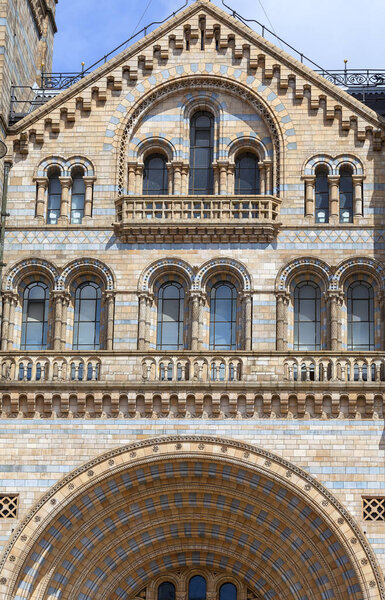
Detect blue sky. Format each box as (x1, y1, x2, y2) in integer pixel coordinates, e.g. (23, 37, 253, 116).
(53, 0, 385, 73)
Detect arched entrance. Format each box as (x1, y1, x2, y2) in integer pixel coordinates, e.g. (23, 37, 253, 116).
(0, 437, 383, 599)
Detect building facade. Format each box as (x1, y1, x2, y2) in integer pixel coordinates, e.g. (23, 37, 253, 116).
(0, 1, 385, 598)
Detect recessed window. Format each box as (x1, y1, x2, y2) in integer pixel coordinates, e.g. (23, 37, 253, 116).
(21, 282, 49, 350)
(347, 282, 374, 350)
(71, 167, 86, 224)
(210, 282, 237, 350)
(294, 282, 321, 351)
(47, 168, 61, 224)
(220, 583, 237, 600)
(156, 282, 184, 350)
(339, 165, 353, 223)
(73, 282, 102, 350)
(235, 152, 260, 195)
(143, 154, 168, 195)
(315, 165, 329, 224)
(189, 111, 214, 195)
(188, 576, 206, 600)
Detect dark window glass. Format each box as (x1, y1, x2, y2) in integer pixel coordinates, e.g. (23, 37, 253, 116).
(188, 576, 206, 600)
(315, 165, 329, 224)
(157, 282, 184, 350)
(71, 168, 86, 224)
(73, 282, 102, 350)
(294, 282, 321, 350)
(210, 282, 237, 350)
(348, 282, 374, 350)
(235, 152, 260, 195)
(189, 111, 214, 194)
(143, 154, 168, 195)
(339, 165, 353, 223)
(220, 584, 237, 600)
(47, 168, 61, 224)
(158, 583, 176, 600)
(21, 282, 49, 350)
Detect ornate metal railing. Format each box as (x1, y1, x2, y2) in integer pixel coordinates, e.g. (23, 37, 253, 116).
(114, 195, 281, 243)
(315, 69, 385, 88)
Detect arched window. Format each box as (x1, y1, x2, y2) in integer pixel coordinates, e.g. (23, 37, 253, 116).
(73, 282, 102, 350)
(71, 167, 86, 224)
(339, 165, 353, 223)
(21, 282, 49, 350)
(188, 576, 206, 600)
(294, 282, 321, 350)
(235, 152, 260, 195)
(189, 111, 214, 195)
(143, 154, 168, 195)
(315, 165, 329, 224)
(347, 282, 374, 350)
(158, 583, 176, 600)
(156, 282, 184, 350)
(220, 584, 237, 600)
(210, 282, 237, 350)
(47, 167, 61, 224)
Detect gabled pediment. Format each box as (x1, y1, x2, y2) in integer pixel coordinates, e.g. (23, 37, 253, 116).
(9, 0, 385, 154)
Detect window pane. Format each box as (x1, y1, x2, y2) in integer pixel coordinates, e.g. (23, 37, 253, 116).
(351, 322, 370, 347)
(160, 322, 179, 346)
(158, 583, 175, 600)
(28, 301, 45, 322)
(25, 322, 44, 346)
(299, 299, 316, 322)
(189, 576, 206, 600)
(220, 584, 237, 600)
(298, 322, 316, 346)
(214, 299, 232, 321)
(157, 283, 184, 349)
(189, 111, 213, 194)
(78, 322, 96, 345)
(79, 299, 97, 321)
(143, 154, 168, 195)
(162, 299, 180, 322)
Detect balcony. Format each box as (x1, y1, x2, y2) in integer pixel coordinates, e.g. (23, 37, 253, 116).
(114, 195, 281, 243)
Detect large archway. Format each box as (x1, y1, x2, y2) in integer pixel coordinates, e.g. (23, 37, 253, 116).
(0, 437, 383, 599)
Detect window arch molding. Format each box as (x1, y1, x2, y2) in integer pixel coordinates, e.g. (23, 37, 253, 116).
(147, 570, 247, 600)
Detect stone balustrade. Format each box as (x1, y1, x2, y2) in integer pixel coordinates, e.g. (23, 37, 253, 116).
(284, 355, 385, 382)
(114, 195, 281, 242)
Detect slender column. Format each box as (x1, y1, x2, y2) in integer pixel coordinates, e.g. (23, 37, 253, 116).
(243, 293, 252, 351)
(264, 160, 272, 195)
(181, 164, 189, 195)
(303, 176, 316, 217)
(276, 292, 289, 351)
(53, 292, 64, 351)
(105, 292, 115, 350)
(171, 161, 183, 195)
(213, 163, 220, 195)
(259, 164, 266, 195)
(61, 294, 70, 348)
(217, 160, 229, 195)
(137, 293, 148, 350)
(380, 292, 385, 351)
(352, 175, 364, 217)
(135, 164, 144, 195)
(328, 175, 340, 221)
(58, 176, 72, 224)
(83, 176, 96, 219)
(328, 292, 342, 351)
(166, 163, 173, 195)
(127, 162, 137, 195)
(227, 164, 235, 194)
(1, 293, 11, 350)
(190, 293, 201, 351)
(7, 294, 18, 351)
(34, 177, 48, 222)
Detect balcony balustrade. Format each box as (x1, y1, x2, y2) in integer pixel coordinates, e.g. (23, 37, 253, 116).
(114, 195, 281, 243)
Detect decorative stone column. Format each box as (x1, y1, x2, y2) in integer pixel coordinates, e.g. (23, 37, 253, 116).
(264, 159, 272, 195)
(171, 161, 183, 195)
(0, 292, 16, 351)
(242, 292, 253, 351)
(181, 163, 189, 195)
(58, 176, 72, 224)
(213, 162, 220, 195)
(259, 163, 266, 195)
(83, 176, 96, 219)
(227, 164, 235, 195)
(127, 161, 137, 195)
(104, 291, 115, 350)
(135, 163, 144, 195)
(137, 293, 149, 350)
(145, 294, 153, 350)
(217, 160, 229, 194)
(352, 175, 364, 217)
(166, 163, 173, 194)
(6, 293, 18, 351)
(327, 291, 343, 351)
(34, 177, 48, 222)
(61, 293, 70, 349)
(303, 175, 316, 217)
(53, 292, 63, 351)
(328, 175, 340, 221)
(276, 292, 289, 351)
(190, 292, 201, 351)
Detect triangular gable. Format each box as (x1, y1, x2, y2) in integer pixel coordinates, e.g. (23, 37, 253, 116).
(9, 0, 385, 152)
